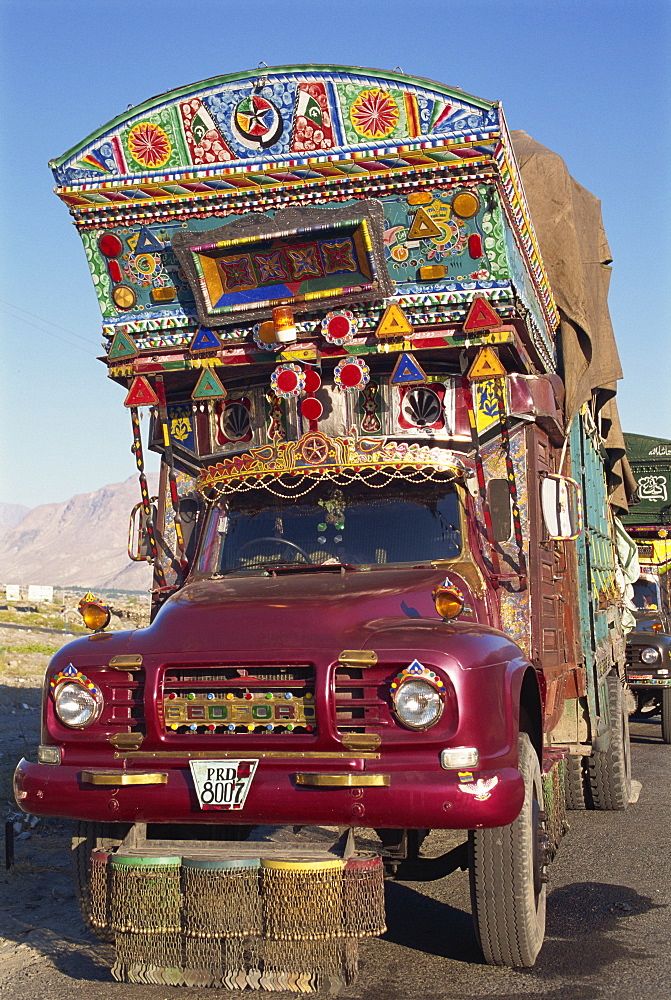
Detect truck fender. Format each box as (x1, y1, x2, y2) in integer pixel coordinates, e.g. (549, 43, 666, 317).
(507, 660, 544, 764)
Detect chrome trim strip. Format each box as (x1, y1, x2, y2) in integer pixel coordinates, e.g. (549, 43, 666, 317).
(81, 770, 168, 786)
(294, 773, 389, 787)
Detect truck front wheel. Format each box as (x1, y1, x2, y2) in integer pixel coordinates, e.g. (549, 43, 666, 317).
(71, 820, 130, 941)
(468, 733, 547, 967)
(589, 674, 631, 810)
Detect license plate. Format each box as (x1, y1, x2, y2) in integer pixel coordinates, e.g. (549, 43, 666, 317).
(189, 759, 258, 811)
(628, 675, 653, 682)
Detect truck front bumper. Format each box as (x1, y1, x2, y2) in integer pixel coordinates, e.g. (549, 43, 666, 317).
(626, 676, 671, 688)
(14, 757, 524, 830)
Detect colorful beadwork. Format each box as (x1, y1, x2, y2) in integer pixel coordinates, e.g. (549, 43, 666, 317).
(390, 659, 445, 693)
(252, 322, 281, 351)
(164, 688, 316, 734)
(432, 581, 466, 605)
(333, 357, 370, 393)
(50, 663, 101, 698)
(198, 431, 465, 495)
(270, 363, 306, 398)
(321, 310, 358, 346)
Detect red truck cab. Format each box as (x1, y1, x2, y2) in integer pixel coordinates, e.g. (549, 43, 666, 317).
(18, 476, 535, 831)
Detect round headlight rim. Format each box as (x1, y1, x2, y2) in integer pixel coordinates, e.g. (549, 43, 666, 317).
(393, 677, 445, 731)
(54, 681, 104, 729)
(640, 646, 661, 665)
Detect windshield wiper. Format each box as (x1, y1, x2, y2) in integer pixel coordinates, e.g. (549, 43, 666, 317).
(212, 563, 354, 577)
(265, 562, 359, 576)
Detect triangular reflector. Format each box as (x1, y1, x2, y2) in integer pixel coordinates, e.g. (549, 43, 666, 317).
(192, 368, 226, 400)
(463, 296, 502, 332)
(134, 227, 164, 253)
(390, 352, 427, 385)
(124, 376, 159, 407)
(375, 303, 413, 339)
(407, 207, 442, 240)
(108, 329, 138, 361)
(190, 326, 222, 352)
(467, 347, 507, 381)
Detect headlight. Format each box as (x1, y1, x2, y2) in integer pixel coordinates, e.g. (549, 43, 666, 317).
(640, 647, 660, 665)
(54, 682, 103, 728)
(393, 679, 444, 730)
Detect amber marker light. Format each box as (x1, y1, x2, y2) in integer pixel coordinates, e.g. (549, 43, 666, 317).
(79, 600, 111, 632)
(432, 581, 465, 620)
(451, 190, 481, 219)
(272, 305, 297, 343)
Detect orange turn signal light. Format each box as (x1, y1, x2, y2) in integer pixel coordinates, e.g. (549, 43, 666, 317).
(80, 601, 111, 632)
(432, 582, 465, 620)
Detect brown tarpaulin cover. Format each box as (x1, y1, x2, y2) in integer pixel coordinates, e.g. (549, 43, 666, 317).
(510, 131, 635, 511)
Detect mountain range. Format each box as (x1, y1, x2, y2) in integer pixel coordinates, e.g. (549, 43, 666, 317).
(0, 476, 158, 592)
(0, 504, 30, 530)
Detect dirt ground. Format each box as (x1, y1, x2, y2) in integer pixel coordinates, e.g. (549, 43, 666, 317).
(0, 624, 111, 995)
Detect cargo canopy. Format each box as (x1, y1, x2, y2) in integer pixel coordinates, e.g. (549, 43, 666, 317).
(511, 131, 635, 510)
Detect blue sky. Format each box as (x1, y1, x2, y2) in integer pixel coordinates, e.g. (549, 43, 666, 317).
(1, 0, 670, 508)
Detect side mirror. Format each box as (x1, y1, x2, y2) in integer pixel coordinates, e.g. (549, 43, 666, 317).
(541, 475, 581, 540)
(128, 500, 157, 562)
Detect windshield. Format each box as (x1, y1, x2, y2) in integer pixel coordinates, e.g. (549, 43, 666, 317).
(197, 481, 462, 574)
(632, 578, 660, 611)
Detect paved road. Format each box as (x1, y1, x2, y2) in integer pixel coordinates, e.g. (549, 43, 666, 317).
(0, 621, 76, 636)
(1, 715, 669, 1000)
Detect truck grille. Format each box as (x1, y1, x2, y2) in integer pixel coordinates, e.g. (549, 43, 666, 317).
(334, 664, 394, 736)
(100, 673, 145, 730)
(161, 664, 316, 735)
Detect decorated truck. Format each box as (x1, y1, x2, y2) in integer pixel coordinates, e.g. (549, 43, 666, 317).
(620, 434, 671, 741)
(15, 66, 635, 985)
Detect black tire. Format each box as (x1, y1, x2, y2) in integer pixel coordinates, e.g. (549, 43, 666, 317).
(564, 754, 588, 810)
(71, 820, 130, 941)
(661, 688, 671, 744)
(468, 733, 547, 967)
(588, 674, 631, 811)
